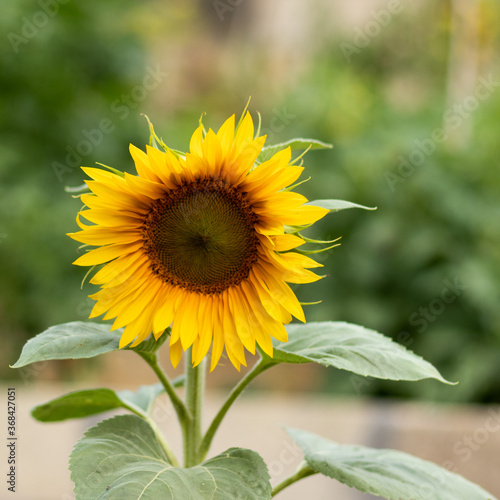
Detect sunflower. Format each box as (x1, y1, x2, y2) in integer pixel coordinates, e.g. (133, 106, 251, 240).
(68, 112, 328, 370)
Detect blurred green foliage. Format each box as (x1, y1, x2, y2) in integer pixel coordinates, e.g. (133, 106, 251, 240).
(291, 2, 500, 403)
(1, 1, 499, 402)
(0, 0, 148, 368)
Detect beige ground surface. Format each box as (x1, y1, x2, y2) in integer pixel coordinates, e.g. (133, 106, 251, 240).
(1, 377, 499, 500)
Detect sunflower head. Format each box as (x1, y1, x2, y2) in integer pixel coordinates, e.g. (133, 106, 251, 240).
(68, 112, 330, 371)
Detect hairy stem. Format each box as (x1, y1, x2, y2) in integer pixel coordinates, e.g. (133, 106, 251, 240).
(199, 357, 274, 460)
(139, 351, 191, 462)
(120, 400, 180, 467)
(184, 349, 206, 467)
(142, 352, 191, 426)
(146, 415, 180, 467)
(271, 463, 316, 497)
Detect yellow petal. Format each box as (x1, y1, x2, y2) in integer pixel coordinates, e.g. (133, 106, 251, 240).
(185, 153, 209, 179)
(281, 251, 323, 269)
(227, 287, 255, 354)
(272, 234, 305, 252)
(216, 114, 235, 153)
(253, 327, 274, 357)
(124, 172, 167, 200)
(202, 129, 223, 177)
(173, 293, 200, 351)
(85, 180, 151, 209)
(242, 278, 285, 347)
(247, 269, 283, 322)
(232, 111, 254, 158)
(228, 136, 267, 186)
(111, 278, 162, 329)
(210, 296, 225, 372)
(255, 263, 305, 322)
(129, 331, 150, 348)
(272, 205, 329, 226)
(169, 339, 183, 369)
(129, 144, 161, 182)
(119, 293, 160, 348)
(73, 241, 143, 266)
(238, 280, 275, 355)
(220, 292, 246, 369)
(189, 125, 204, 157)
(249, 269, 293, 324)
(91, 253, 148, 287)
(192, 328, 213, 367)
(93, 269, 151, 320)
(252, 191, 308, 213)
(81, 167, 124, 185)
(258, 247, 323, 284)
(68, 226, 142, 246)
(255, 216, 285, 235)
(119, 317, 143, 348)
(79, 208, 144, 227)
(153, 286, 179, 334)
(145, 145, 177, 189)
(267, 320, 288, 343)
(152, 327, 165, 341)
(130, 290, 170, 346)
(80, 193, 148, 215)
(243, 148, 292, 188)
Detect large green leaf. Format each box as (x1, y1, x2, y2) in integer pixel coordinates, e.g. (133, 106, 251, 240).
(257, 138, 332, 163)
(306, 199, 376, 212)
(32, 383, 168, 422)
(287, 428, 496, 500)
(32, 389, 125, 422)
(268, 322, 452, 383)
(10, 321, 121, 368)
(70, 415, 272, 500)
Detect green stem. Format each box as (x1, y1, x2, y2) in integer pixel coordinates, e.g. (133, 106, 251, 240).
(139, 352, 191, 432)
(271, 463, 317, 497)
(199, 357, 274, 461)
(184, 349, 206, 467)
(146, 353, 190, 425)
(146, 416, 180, 467)
(120, 401, 180, 467)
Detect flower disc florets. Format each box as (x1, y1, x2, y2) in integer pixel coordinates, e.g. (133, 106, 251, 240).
(142, 178, 259, 294)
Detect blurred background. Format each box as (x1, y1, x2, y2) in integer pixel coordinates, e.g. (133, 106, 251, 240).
(1, 0, 499, 498)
